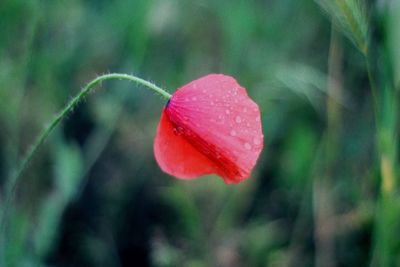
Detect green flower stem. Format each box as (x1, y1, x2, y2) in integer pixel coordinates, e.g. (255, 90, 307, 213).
(0, 73, 171, 251)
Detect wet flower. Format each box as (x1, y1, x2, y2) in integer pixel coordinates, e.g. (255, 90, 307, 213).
(154, 74, 263, 184)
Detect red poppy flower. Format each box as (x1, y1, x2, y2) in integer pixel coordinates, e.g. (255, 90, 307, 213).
(154, 74, 263, 184)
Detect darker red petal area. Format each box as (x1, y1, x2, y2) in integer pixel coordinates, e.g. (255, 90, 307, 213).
(154, 110, 217, 179)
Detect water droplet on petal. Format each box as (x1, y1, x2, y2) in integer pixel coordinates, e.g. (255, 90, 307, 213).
(191, 96, 197, 101)
(235, 116, 242, 123)
(244, 142, 252, 150)
(253, 137, 261, 145)
(225, 109, 230, 115)
(230, 130, 237, 136)
(173, 126, 184, 135)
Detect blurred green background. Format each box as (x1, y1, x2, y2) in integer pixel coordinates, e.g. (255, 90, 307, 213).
(1, 0, 400, 266)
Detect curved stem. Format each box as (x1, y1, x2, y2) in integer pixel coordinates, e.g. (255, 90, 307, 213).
(8, 73, 170, 196)
(0, 73, 171, 252)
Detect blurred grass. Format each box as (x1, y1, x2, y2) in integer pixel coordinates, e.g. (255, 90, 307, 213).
(0, 0, 399, 266)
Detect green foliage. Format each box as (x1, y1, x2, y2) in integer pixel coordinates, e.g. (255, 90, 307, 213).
(315, 0, 369, 54)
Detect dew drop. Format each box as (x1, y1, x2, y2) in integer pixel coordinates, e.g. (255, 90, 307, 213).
(230, 130, 237, 136)
(255, 116, 260, 122)
(173, 126, 184, 135)
(225, 109, 230, 115)
(235, 116, 242, 123)
(243, 108, 247, 113)
(253, 137, 261, 145)
(244, 142, 252, 150)
(191, 96, 197, 101)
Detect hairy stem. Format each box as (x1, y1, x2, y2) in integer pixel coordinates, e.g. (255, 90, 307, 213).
(0, 73, 171, 256)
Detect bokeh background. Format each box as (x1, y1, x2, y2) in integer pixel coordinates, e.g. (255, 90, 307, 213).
(1, 0, 400, 266)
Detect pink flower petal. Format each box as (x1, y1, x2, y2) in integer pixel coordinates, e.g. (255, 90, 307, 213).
(154, 74, 264, 184)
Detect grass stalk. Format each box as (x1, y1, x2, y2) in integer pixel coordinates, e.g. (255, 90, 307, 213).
(365, 32, 398, 267)
(314, 26, 343, 267)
